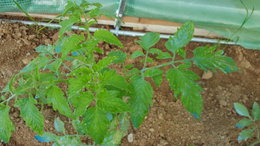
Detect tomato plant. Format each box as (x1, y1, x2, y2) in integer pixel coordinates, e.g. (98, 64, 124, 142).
(0, 0, 238, 145)
(234, 102, 260, 145)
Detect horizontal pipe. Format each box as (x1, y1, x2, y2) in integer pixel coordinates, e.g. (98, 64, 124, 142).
(0, 19, 236, 45)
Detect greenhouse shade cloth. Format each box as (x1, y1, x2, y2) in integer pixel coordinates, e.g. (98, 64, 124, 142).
(0, 0, 259, 50)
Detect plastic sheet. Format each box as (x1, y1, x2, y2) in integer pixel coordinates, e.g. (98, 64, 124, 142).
(0, 0, 259, 50)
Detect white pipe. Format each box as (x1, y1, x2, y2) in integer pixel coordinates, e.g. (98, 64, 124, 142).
(1, 19, 236, 45)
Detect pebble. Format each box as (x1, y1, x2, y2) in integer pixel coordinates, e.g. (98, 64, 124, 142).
(22, 39, 31, 46)
(157, 139, 169, 146)
(149, 128, 155, 132)
(20, 26, 28, 30)
(158, 113, 164, 120)
(15, 32, 22, 38)
(44, 39, 52, 45)
(202, 71, 213, 79)
(22, 58, 31, 65)
(219, 99, 227, 106)
(127, 133, 134, 143)
(28, 35, 36, 40)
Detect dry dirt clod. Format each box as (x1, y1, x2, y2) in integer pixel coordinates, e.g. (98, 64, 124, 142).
(202, 71, 213, 80)
(28, 35, 36, 40)
(22, 39, 31, 46)
(44, 39, 52, 45)
(157, 139, 169, 146)
(52, 32, 59, 42)
(127, 133, 134, 143)
(219, 99, 227, 107)
(149, 128, 155, 132)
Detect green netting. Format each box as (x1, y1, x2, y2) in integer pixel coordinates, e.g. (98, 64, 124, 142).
(0, 0, 259, 50)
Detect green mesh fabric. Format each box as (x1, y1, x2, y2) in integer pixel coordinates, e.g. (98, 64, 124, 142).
(0, 0, 259, 50)
(0, 0, 31, 12)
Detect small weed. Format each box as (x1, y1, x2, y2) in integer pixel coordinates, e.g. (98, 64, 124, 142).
(234, 102, 260, 146)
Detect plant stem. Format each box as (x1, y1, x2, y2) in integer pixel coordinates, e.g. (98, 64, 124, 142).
(1, 94, 16, 105)
(141, 58, 193, 72)
(141, 51, 149, 77)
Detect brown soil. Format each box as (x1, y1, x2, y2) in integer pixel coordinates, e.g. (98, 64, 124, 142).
(0, 20, 259, 146)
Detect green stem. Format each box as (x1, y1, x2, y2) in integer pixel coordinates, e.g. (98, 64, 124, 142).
(141, 58, 194, 72)
(1, 94, 16, 105)
(141, 51, 149, 77)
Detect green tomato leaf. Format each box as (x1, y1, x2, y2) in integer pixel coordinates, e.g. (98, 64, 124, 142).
(130, 50, 145, 59)
(35, 132, 57, 142)
(144, 68, 163, 87)
(166, 66, 203, 118)
(72, 120, 86, 135)
(62, 34, 84, 57)
(177, 48, 187, 58)
(234, 103, 251, 118)
(235, 118, 253, 128)
(148, 48, 172, 59)
(15, 98, 44, 135)
(0, 105, 15, 143)
(237, 128, 255, 141)
(129, 75, 153, 128)
(149, 48, 162, 54)
(165, 22, 194, 54)
(94, 29, 123, 48)
(93, 56, 116, 71)
(47, 86, 73, 118)
(102, 113, 129, 145)
(97, 91, 130, 113)
(55, 136, 82, 145)
(69, 92, 94, 117)
(100, 70, 130, 92)
(46, 59, 62, 72)
(68, 77, 85, 98)
(20, 56, 51, 73)
(35, 45, 50, 53)
(156, 52, 172, 59)
(83, 107, 109, 144)
(137, 32, 160, 50)
(59, 18, 79, 37)
(108, 50, 127, 63)
(252, 102, 260, 120)
(54, 117, 65, 134)
(193, 46, 238, 73)
(145, 57, 154, 63)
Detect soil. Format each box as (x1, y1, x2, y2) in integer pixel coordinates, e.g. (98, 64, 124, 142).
(0, 20, 259, 146)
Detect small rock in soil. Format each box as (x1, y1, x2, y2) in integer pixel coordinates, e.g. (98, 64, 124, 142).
(22, 58, 32, 65)
(219, 99, 227, 107)
(149, 128, 155, 132)
(202, 71, 213, 80)
(128, 44, 142, 53)
(157, 139, 169, 146)
(22, 39, 31, 46)
(44, 39, 52, 45)
(28, 35, 36, 40)
(158, 113, 164, 120)
(127, 133, 134, 143)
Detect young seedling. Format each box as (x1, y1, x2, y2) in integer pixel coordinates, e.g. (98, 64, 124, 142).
(234, 102, 260, 146)
(0, 0, 238, 145)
